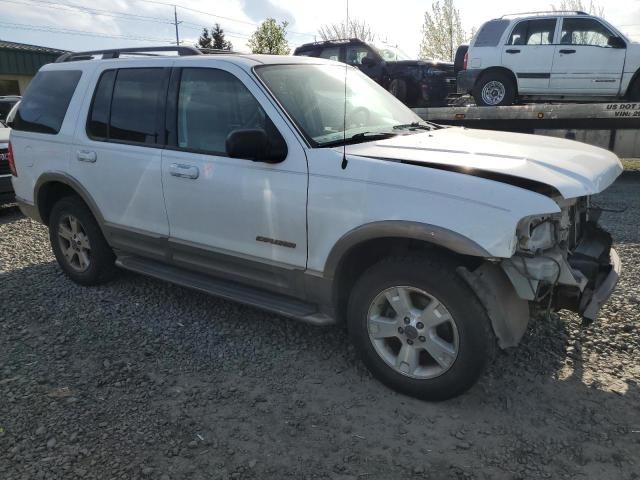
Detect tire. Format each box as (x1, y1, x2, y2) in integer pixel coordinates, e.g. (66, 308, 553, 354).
(389, 79, 407, 104)
(347, 255, 493, 401)
(49, 195, 117, 286)
(473, 71, 516, 106)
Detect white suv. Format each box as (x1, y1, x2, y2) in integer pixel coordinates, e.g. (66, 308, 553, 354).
(459, 11, 640, 106)
(9, 47, 622, 400)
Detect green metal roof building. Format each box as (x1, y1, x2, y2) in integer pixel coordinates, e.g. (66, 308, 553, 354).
(0, 40, 67, 96)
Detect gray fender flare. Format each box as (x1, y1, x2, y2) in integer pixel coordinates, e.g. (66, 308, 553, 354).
(323, 220, 491, 280)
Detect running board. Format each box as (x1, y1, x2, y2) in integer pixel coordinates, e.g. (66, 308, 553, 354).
(116, 255, 334, 326)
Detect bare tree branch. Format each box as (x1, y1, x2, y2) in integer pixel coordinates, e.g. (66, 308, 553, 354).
(318, 19, 377, 42)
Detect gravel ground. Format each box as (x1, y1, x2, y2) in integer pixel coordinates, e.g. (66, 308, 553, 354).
(1, 176, 639, 480)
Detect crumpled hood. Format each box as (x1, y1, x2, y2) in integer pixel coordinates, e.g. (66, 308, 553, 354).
(346, 128, 623, 199)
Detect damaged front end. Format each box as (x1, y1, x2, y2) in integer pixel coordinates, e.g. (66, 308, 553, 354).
(503, 197, 620, 323)
(460, 196, 620, 350)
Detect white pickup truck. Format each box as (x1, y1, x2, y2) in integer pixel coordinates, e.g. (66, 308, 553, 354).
(458, 11, 640, 106)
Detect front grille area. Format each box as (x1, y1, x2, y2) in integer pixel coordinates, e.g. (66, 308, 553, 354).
(0, 148, 9, 175)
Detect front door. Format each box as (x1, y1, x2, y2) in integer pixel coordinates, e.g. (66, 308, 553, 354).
(550, 17, 626, 94)
(161, 64, 308, 293)
(501, 18, 557, 94)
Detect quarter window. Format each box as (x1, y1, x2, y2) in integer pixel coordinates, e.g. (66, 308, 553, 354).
(12, 70, 82, 134)
(176, 68, 283, 156)
(508, 19, 557, 45)
(560, 18, 613, 47)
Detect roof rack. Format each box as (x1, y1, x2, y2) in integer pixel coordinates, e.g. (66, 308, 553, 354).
(500, 10, 588, 19)
(55, 46, 205, 63)
(296, 38, 364, 49)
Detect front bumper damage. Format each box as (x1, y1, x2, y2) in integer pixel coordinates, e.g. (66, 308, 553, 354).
(461, 222, 620, 350)
(502, 222, 621, 323)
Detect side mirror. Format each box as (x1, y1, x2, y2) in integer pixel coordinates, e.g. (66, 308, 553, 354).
(225, 129, 287, 163)
(608, 36, 626, 49)
(361, 56, 379, 67)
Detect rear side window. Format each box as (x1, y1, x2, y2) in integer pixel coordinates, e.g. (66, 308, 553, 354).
(508, 19, 557, 45)
(319, 47, 340, 61)
(473, 20, 510, 47)
(12, 70, 81, 134)
(86, 68, 166, 145)
(110, 69, 165, 144)
(87, 70, 115, 140)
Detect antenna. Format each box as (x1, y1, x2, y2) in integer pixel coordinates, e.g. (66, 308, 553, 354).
(341, 0, 349, 170)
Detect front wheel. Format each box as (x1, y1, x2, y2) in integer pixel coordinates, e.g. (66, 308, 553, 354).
(347, 255, 493, 401)
(473, 71, 516, 106)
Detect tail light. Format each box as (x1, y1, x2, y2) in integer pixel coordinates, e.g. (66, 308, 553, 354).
(8, 141, 17, 177)
(463, 52, 468, 71)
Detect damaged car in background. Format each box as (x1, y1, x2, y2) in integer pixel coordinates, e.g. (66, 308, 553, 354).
(9, 52, 622, 401)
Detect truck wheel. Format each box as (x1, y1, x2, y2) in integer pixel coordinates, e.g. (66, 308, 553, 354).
(473, 71, 516, 106)
(347, 255, 493, 401)
(389, 79, 407, 103)
(49, 196, 117, 286)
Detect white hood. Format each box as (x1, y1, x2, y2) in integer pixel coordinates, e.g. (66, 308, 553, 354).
(346, 128, 623, 199)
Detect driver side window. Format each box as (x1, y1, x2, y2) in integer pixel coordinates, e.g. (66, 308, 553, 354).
(177, 68, 273, 155)
(560, 18, 612, 47)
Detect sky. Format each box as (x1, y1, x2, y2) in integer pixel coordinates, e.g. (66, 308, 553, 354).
(1, 0, 640, 58)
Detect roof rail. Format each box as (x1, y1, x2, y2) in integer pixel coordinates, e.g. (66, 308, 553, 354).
(500, 10, 588, 18)
(55, 46, 203, 63)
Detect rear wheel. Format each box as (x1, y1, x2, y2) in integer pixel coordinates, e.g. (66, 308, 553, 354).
(347, 255, 493, 400)
(49, 196, 117, 286)
(473, 71, 516, 106)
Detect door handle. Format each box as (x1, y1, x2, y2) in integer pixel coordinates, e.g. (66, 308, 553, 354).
(559, 49, 576, 54)
(169, 163, 199, 179)
(506, 49, 521, 54)
(77, 150, 97, 163)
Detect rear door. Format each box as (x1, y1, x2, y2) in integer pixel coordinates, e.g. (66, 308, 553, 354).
(71, 64, 171, 260)
(501, 19, 557, 93)
(550, 17, 626, 94)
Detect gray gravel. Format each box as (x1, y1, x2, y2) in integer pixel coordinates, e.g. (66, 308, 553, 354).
(0, 176, 639, 480)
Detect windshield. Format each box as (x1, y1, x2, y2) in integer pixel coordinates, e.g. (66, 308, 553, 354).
(255, 64, 429, 147)
(373, 44, 412, 61)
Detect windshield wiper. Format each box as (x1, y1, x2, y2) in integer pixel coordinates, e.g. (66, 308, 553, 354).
(392, 121, 439, 131)
(321, 131, 397, 148)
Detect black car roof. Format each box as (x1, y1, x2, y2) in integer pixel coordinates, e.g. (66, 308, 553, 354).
(294, 38, 367, 52)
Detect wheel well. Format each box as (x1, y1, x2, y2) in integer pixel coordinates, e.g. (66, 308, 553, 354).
(332, 237, 483, 323)
(625, 69, 640, 98)
(476, 67, 518, 93)
(36, 182, 81, 225)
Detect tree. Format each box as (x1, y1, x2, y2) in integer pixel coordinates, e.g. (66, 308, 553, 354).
(197, 28, 212, 49)
(552, 0, 605, 17)
(318, 19, 376, 42)
(197, 24, 233, 50)
(211, 23, 233, 50)
(419, 0, 466, 62)
(248, 18, 290, 55)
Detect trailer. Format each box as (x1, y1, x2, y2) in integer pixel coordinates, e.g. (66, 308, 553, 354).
(414, 102, 640, 158)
